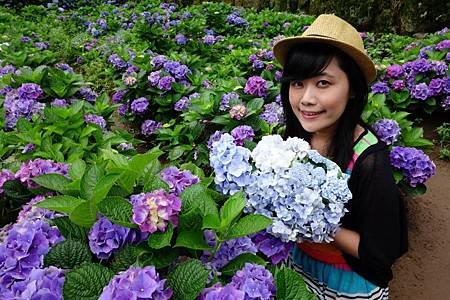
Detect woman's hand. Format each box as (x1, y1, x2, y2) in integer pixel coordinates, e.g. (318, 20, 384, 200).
(333, 227, 360, 258)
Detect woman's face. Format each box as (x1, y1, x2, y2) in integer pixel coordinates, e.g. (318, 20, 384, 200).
(288, 57, 351, 137)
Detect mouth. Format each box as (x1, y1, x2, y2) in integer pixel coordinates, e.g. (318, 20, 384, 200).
(300, 110, 325, 119)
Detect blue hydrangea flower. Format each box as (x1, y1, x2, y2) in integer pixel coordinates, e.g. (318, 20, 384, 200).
(372, 119, 401, 145)
(230, 263, 276, 300)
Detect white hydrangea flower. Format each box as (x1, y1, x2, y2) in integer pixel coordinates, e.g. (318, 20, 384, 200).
(251, 135, 295, 172)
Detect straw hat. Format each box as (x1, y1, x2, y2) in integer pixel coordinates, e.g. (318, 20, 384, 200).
(273, 14, 376, 83)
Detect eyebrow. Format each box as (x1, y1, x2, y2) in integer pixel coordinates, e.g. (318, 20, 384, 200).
(316, 72, 337, 79)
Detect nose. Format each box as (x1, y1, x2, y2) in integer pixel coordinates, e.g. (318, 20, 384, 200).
(300, 85, 318, 107)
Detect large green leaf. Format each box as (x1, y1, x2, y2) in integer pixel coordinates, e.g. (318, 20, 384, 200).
(31, 174, 72, 193)
(92, 173, 122, 204)
(166, 259, 209, 300)
(35, 195, 86, 214)
(68, 159, 86, 180)
(44, 239, 92, 269)
(97, 196, 136, 228)
(63, 263, 115, 300)
(275, 267, 316, 300)
(148, 222, 173, 249)
(225, 214, 272, 240)
(69, 201, 97, 228)
(219, 191, 245, 229)
(80, 165, 102, 201)
(50, 216, 89, 240)
(174, 230, 210, 250)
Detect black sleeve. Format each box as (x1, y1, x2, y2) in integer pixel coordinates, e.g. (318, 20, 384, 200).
(341, 144, 408, 288)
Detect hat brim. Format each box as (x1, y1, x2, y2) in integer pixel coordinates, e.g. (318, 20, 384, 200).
(273, 36, 377, 83)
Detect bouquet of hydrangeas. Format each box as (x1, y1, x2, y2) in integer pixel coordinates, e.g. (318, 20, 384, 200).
(210, 133, 352, 243)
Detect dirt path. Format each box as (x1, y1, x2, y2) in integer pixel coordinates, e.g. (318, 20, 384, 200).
(390, 115, 450, 299)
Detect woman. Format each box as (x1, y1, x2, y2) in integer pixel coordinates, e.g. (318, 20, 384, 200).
(273, 14, 408, 299)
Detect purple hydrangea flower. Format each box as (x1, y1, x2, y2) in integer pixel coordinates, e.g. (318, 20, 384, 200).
(160, 166, 200, 196)
(34, 42, 49, 50)
(390, 146, 436, 187)
(230, 263, 276, 300)
(51, 98, 68, 107)
(148, 71, 161, 86)
(131, 97, 149, 114)
(163, 61, 181, 74)
(226, 12, 249, 27)
(0, 86, 13, 95)
(123, 76, 137, 86)
(372, 119, 401, 145)
(202, 237, 257, 270)
(371, 82, 390, 94)
(391, 80, 405, 91)
(435, 40, 450, 51)
(79, 87, 97, 102)
(0, 219, 63, 292)
(260, 102, 285, 125)
(173, 65, 190, 80)
(207, 131, 223, 150)
(174, 96, 190, 111)
(436, 27, 449, 35)
(3, 90, 43, 129)
(99, 266, 172, 300)
(229, 104, 247, 120)
(84, 114, 106, 130)
(3, 266, 64, 300)
(410, 83, 429, 101)
(202, 80, 213, 89)
(158, 76, 175, 91)
(203, 34, 216, 45)
(418, 46, 434, 58)
(252, 60, 265, 70)
(118, 104, 128, 116)
(15, 159, 70, 189)
(21, 36, 32, 42)
(141, 120, 161, 136)
(446, 52, 450, 62)
(231, 125, 255, 146)
(441, 95, 450, 111)
(130, 190, 182, 233)
(385, 64, 404, 78)
(0, 65, 16, 77)
(111, 90, 127, 103)
(220, 92, 240, 111)
(175, 34, 187, 45)
(251, 231, 293, 264)
(199, 283, 245, 300)
(89, 217, 142, 259)
(275, 71, 283, 82)
(151, 55, 168, 69)
(249, 54, 258, 63)
(22, 143, 36, 154)
(55, 63, 73, 72)
(18, 83, 43, 100)
(244, 76, 268, 98)
(431, 61, 448, 76)
(17, 195, 61, 223)
(118, 143, 133, 151)
(0, 169, 15, 195)
(428, 78, 445, 96)
(412, 58, 431, 73)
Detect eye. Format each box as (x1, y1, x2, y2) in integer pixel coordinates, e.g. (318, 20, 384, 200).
(317, 80, 331, 87)
(290, 80, 303, 88)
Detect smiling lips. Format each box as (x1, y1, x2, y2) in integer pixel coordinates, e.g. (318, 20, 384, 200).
(301, 110, 325, 119)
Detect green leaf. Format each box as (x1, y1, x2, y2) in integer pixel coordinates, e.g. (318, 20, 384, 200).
(225, 214, 272, 240)
(202, 213, 221, 230)
(110, 245, 141, 273)
(97, 196, 136, 228)
(44, 239, 92, 269)
(178, 208, 203, 231)
(92, 173, 122, 204)
(143, 174, 170, 192)
(220, 191, 246, 229)
(69, 201, 97, 228)
(35, 195, 86, 214)
(275, 267, 315, 300)
(180, 184, 207, 212)
(80, 165, 102, 201)
(400, 182, 427, 197)
(174, 230, 210, 250)
(180, 162, 205, 179)
(128, 147, 163, 176)
(69, 159, 86, 180)
(247, 97, 264, 111)
(31, 174, 72, 193)
(148, 222, 173, 249)
(141, 247, 180, 269)
(50, 216, 89, 240)
(63, 263, 115, 300)
(1, 180, 33, 200)
(221, 253, 267, 276)
(166, 259, 209, 300)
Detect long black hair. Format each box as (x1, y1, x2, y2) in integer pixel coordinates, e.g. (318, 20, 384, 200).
(280, 43, 369, 171)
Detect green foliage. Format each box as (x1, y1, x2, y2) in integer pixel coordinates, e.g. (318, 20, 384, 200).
(44, 239, 92, 269)
(166, 259, 209, 300)
(436, 123, 450, 160)
(275, 267, 316, 300)
(50, 216, 90, 240)
(63, 263, 115, 300)
(221, 253, 267, 276)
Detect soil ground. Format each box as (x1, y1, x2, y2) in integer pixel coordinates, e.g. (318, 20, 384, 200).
(390, 114, 450, 299)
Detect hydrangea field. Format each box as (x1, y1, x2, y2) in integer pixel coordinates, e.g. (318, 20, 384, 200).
(0, 0, 448, 299)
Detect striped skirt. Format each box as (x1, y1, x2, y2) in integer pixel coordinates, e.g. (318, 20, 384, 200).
(288, 247, 389, 300)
